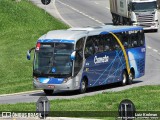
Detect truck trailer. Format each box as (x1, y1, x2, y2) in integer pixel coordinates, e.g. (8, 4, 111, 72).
(110, 0, 159, 32)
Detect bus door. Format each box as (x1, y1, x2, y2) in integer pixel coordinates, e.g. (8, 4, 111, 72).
(73, 37, 85, 87)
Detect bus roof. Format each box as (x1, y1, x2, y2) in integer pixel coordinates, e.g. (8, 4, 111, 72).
(38, 25, 143, 43)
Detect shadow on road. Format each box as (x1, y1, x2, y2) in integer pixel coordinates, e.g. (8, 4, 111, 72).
(30, 80, 142, 96)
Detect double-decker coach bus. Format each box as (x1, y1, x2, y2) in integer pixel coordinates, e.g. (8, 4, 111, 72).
(27, 25, 145, 95)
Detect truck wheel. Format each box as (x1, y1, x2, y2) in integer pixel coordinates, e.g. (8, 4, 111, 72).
(79, 78, 87, 94)
(43, 89, 54, 95)
(120, 71, 128, 86)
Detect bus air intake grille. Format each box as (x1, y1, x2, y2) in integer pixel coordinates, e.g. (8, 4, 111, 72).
(137, 58, 145, 74)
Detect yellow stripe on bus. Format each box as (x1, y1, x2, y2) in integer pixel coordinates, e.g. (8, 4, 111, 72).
(109, 32, 130, 75)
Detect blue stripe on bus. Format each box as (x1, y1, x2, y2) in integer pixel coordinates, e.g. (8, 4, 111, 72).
(38, 39, 75, 43)
(91, 50, 124, 86)
(83, 47, 145, 87)
(39, 77, 64, 84)
(100, 27, 143, 35)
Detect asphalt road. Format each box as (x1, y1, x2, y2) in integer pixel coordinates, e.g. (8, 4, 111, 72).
(0, 0, 160, 104)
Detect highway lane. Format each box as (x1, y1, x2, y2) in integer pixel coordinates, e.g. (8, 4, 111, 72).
(56, 0, 160, 82)
(55, 0, 111, 27)
(0, 0, 159, 104)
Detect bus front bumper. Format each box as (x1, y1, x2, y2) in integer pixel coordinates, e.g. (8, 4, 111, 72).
(33, 79, 76, 91)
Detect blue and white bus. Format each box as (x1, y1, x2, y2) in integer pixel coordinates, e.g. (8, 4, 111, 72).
(27, 25, 145, 95)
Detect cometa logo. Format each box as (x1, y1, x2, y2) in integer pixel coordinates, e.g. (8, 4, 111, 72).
(94, 55, 109, 64)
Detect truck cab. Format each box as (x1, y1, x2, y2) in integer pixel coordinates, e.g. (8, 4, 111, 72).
(110, 0, 159, 32)
(129, 0, 159, 31)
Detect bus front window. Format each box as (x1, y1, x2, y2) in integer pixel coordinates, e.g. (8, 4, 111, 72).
(131, 1, 157, 12)
(33, 43, 74, 78)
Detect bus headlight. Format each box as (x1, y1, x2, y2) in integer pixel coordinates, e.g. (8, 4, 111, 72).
(63, 77, 72, 83)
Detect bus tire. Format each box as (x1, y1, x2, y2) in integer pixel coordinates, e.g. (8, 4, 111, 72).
(79, 78, 87, 94)
(43, 89, 54, 95)
(120, 71, 128, 86)
(154, 29, 158, 32)
(128, 71, 134, 85)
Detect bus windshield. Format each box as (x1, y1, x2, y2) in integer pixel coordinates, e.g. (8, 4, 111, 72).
(131, 1, 157, 12)
(33, 43, 74, 77)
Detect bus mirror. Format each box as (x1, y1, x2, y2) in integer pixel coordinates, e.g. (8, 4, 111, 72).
(27, 47, 35, 60)
(27, 50, 31, 60)
(71, 51, 76, 61)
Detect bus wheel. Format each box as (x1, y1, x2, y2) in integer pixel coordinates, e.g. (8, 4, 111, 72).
(128, 72, 134, 85)
(120, 71, 128, 86)
(43, 89, 54, 95)
(79, 78, 87, 94)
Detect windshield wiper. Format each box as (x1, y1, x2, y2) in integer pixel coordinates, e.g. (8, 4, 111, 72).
(33, 69, 43, 75)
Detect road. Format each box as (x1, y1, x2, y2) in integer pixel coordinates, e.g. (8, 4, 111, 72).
(0, 0, 160, 104)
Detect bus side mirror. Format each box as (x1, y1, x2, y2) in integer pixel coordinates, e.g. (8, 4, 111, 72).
(27, 47, 35, 60)
(27, 50, 31, 60)
(70, 51, 76, 61)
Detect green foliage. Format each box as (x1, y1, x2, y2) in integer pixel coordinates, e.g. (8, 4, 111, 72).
(0, 0, 68, 94)
(0, 85, 160, 111)
(0, 86, 159, 120)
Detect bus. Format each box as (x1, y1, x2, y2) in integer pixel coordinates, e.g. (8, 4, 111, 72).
(27, 25, 145, 95)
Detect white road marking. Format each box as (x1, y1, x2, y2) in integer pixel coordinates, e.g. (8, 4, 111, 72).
(0, 90, 42, 97)
(94, 2, 99, 4)
(147, 46, 159, 54)
(106, 7, 110, 10)
(147, 46, 152, 49)
(57, 0, 105, 25)
(53, 0, 73, 27)
(153, 49, 158, 52)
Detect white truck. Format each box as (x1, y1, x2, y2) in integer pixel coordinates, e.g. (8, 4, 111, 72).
(110, 0, 159, 32)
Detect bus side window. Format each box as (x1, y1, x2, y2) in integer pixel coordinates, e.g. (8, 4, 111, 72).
(139, 31, 145, 46)
(134, 32, 140, 47)
(104, 34, 112, 52)
(98, 35, 104, 53)
(85, 37, 94, 58)
(113, 34, 121, 50)
(92, 35, 103, 54)
(92, 37, 99, 54)
(122, 32, 129, 49)
(130, 33, 137, 48)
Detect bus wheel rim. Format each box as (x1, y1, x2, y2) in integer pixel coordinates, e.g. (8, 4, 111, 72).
(81, 81, 86, 90)
(123, 73, 126, 84)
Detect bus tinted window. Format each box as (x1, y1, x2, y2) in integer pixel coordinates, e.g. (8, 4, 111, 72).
(104, 35, 113, 52)
(85, 37, 95, 58)
(126, 30, 145, 48)
(139, 31, 145, 46)
(122, 32, 129, 49)
(114, 34, 121, 50)
(74, 38, 85, 76)
(92, 37, 99, 54)
(85, 29, 144, 57)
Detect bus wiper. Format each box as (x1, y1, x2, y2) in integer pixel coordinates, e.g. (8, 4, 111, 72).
(33, 69, 42, 75)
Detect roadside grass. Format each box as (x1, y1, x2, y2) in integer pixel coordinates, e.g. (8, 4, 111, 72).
(0, 85, 159, 120)
(0, 0, 68, 94)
